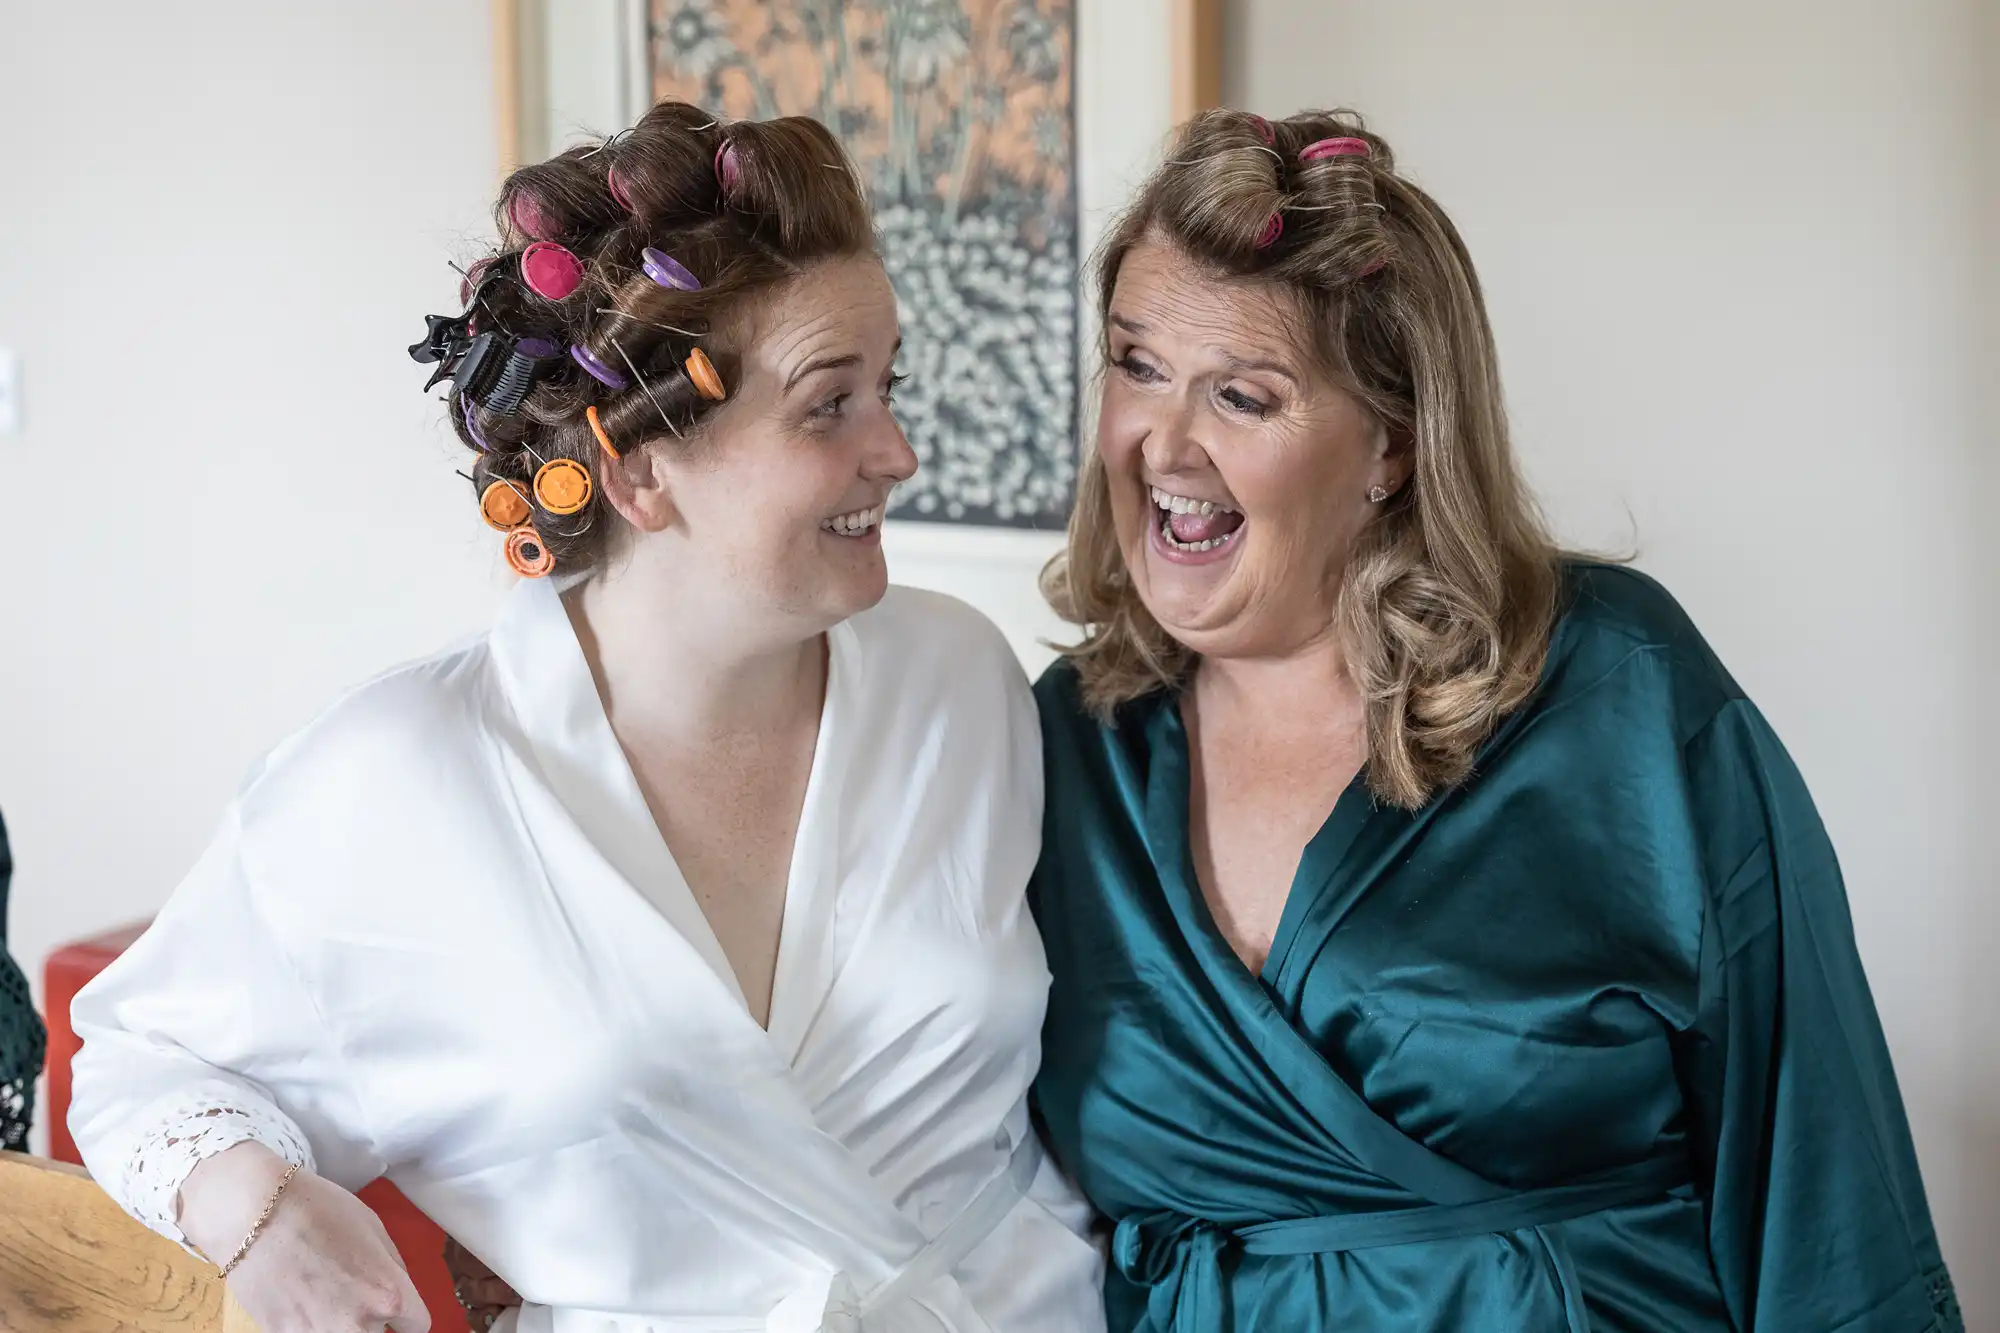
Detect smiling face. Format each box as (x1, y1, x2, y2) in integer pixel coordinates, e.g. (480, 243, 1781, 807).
(617, 255, 915, 638)
(1096, 235, 1410, 661)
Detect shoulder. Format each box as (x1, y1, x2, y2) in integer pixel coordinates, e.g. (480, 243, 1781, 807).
(1032, 657, 1100, 738)
(1031, 659, 1105, 752)
(1032, 656, 1081, 709)
(1031, 657, 1162, 799)
(1558, 562, 1716, 656)
(1533, 561, 1745, 745)
(849, 585, 1030, 704)
(241, 633, 499, 823)
(1033, 656, 1164, 742)
(840, 589, 1043, 855)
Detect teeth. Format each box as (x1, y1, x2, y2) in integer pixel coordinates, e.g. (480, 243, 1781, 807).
(823, 504, 884, 536)
(1157, 510, 1243, 553)
(1150, 485, 1237, 516)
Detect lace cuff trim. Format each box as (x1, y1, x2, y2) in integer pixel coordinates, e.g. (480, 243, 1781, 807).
(121, 1096, 315, 1248)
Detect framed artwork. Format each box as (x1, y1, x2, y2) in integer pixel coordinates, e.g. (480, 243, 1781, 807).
(651, 0, 1080, 529)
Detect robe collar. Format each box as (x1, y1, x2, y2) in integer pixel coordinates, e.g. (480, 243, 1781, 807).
(485, 578, 860, 1064)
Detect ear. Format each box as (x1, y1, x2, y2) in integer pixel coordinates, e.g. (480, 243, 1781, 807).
(595, 442, 678, 533)
(1371, 418, 1416, 497)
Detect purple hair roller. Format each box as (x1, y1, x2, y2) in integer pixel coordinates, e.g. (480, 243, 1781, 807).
(641, 247, 701, 291)
(570, 343, 631, 390)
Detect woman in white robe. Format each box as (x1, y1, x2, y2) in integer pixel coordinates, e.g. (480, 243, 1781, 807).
(67, 103, 1105, 1333)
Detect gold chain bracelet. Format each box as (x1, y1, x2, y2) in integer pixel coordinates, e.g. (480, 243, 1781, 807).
(216, 1162, 301, 1278)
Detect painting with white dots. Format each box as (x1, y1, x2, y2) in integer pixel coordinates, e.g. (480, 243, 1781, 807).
(650, 0, 1079, 528)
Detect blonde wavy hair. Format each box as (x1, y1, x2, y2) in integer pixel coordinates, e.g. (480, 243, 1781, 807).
(1042, 108, 1562, 809)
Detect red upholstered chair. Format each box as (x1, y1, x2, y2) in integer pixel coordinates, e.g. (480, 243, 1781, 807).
(44, 922, 468, 1331)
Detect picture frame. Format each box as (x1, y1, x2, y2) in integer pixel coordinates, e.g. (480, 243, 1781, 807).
(492, 0, 1220, 664)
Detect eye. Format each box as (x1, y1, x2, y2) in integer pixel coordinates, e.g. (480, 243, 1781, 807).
(881, 372, 909, 403)
(1218, 385, 1272, 419)
(1115, 352, 1165, 384)
(809, 391, 851, 421)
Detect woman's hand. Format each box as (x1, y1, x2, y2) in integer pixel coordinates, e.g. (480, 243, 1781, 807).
(178, 1142, 429, 1333)
(443, 1236, 522, 1331)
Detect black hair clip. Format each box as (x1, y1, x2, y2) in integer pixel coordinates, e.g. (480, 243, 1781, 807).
(409, 313, 474, 392)
(462, 335, 564, 415)
(410, 309, 564, 414)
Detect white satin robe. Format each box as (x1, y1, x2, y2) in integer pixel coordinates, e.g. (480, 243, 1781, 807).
(68, 581, 1106, 1332)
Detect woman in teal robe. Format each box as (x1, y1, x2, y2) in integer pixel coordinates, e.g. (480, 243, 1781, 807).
(1033, 564, 1958, 1331)
(1029, 108, 1960, 1332)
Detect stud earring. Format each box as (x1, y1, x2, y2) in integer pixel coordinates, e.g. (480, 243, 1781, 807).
(1368, 484, 1390, 503)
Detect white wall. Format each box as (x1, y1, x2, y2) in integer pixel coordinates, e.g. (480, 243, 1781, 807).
(0, 1, 508, 1145)
(1229, 0, 1998, 1314)
(1971, 0, 2000, 1293)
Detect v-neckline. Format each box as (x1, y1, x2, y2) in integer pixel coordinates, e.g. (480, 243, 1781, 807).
(1150, 695, 1375, 992)
(496, 580, 853, 1066)
(1138, 692, 1513, 1205)
(638, 630, 845, 1046)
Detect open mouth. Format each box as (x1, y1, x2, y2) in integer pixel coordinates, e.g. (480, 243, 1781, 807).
(1149, 484, 1244, 556)
(821, 502, 885, 539)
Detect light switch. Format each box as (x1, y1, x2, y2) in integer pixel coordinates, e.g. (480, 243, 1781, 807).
(0, 349, 18, 434)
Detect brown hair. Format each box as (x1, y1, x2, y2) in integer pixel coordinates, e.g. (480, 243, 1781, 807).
(453, 100, 874, 571)
(1042, 108, 1562, 808)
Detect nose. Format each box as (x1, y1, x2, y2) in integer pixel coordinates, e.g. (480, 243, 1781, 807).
(1138, 395, 1210, 478)
(869, 412, 919, 485)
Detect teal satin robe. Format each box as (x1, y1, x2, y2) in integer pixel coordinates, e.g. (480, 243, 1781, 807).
(1030, 564, 1961, 1332)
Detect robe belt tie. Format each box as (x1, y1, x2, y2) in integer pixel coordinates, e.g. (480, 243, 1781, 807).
(764, 1133, 1045, 1333)
(520, 1138, 1044, 1333)
(1112, 1151, 1691, 1331)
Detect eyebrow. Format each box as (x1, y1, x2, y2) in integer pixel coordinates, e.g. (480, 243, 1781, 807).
(783, 338, 904, 394)
(1221, 353, 1299, 385)
(785, 353, 862, 393)
(1109, 314, 1298, 384)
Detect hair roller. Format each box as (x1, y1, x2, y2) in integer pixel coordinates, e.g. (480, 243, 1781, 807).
(434, 99, 872, 578)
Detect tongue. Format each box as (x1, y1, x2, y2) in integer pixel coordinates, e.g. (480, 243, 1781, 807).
(1169, 509, 1244, 544)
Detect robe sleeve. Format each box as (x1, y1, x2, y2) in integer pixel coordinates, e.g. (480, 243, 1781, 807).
(1678, 700, 1961, 1332)
(67, 801, 383, 1250)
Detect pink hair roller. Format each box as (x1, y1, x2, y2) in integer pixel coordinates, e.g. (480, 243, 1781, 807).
(507, 190, 553, 240)
(1247, 114, 1275, 146)
(608, 166, 637, 213)
(1299, 136, 1371, 162)
(714, 140, 741, 196)
(521, 241, 585, 301)
(459, 257, 494, 306)
(1255, 212, 1284, 249)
